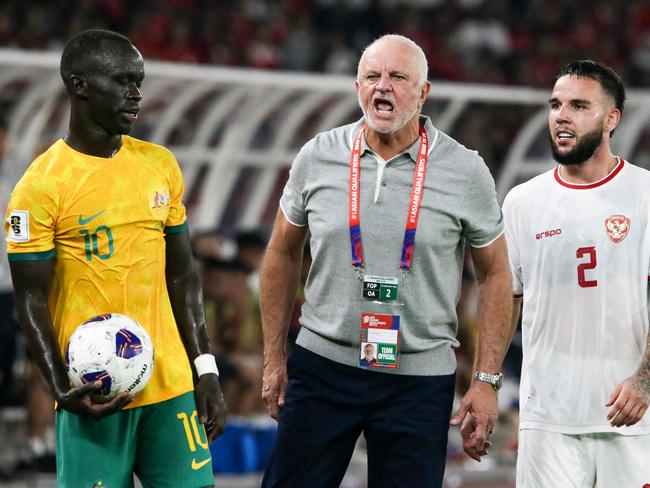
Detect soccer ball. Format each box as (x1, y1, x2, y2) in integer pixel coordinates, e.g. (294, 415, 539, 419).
(66, 313, 154, 399)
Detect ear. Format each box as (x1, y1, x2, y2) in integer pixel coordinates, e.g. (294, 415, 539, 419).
(604, 107, 621, 135)
(70, 74, 89, 99)
(419, 80, 431, 108)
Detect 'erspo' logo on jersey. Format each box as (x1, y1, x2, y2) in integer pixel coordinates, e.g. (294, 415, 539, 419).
(605, 215, 630, 243)
(535, 228, 561, 240)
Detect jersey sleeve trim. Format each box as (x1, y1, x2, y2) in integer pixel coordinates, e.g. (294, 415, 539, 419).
(164, 221, 188, 235)
(7, 249, 56, 262)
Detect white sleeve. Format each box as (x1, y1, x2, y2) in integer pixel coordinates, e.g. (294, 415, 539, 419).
(502, 190, 523, 296)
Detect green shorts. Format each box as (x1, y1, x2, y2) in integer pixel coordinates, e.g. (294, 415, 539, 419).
(55, 391, 214, 488)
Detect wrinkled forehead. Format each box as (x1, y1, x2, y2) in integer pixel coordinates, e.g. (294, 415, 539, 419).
(359, 39, 418, 75)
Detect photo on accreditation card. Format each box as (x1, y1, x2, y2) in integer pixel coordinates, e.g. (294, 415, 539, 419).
(359, 342, 378, 366)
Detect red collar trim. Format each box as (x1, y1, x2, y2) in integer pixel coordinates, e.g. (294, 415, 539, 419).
(554, 158, 624, 189)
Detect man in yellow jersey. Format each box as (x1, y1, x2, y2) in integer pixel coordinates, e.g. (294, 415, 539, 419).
(4, 29, 226, 487)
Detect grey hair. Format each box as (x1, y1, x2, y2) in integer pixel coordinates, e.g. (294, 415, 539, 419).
(357, 34, 429, 87)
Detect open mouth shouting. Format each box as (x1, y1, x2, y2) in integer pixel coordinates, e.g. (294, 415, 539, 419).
(373, 97, 394, 117)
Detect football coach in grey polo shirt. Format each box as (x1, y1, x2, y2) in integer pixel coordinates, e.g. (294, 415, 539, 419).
(259, 34, 513, 488)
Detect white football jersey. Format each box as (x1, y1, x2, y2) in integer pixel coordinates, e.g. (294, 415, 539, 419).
(503, 159, 650, 435)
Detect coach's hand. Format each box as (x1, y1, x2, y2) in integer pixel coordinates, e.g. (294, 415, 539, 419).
(606, 375, 650, 427)
(262, 358, 287, 420)
(450, 381, 498, 461)
(195, 373, 228, 441)
(57, 380, 132, 418)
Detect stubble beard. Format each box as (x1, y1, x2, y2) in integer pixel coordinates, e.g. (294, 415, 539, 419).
(549, 125, 604, 166)
(360, 95, 420, 135)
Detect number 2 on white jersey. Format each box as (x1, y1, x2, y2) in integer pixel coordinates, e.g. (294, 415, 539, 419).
(576, 246, 597, 288)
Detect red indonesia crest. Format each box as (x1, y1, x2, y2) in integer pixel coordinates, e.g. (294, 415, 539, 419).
(605, 214, 630, 243)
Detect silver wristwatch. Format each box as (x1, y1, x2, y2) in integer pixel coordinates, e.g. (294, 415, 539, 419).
(474, 371, 504, 391)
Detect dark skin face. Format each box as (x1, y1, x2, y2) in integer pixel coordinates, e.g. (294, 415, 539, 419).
(65, 40, 144, 158)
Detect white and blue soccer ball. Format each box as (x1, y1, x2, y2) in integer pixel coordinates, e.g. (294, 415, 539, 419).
(66, 313, 154, 399)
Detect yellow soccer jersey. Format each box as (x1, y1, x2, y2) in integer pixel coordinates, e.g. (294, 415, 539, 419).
(5, 136, 194, 408)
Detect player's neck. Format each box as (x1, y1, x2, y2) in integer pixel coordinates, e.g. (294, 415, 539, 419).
(558, 147, 618, 185)
(66, 119, 122, 159)
(365, 119, 420, 161)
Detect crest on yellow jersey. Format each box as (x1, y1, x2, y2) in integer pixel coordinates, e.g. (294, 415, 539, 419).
(150, 190, 170, 209)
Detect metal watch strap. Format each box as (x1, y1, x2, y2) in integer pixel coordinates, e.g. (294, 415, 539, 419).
(474, 371, 503, 391)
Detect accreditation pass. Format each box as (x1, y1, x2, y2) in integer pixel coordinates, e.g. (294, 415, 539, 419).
(359, 312, 400, 369)
(362, 275, 398, 301)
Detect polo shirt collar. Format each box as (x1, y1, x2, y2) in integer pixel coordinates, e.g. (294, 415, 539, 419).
(357, 115, 437, 162)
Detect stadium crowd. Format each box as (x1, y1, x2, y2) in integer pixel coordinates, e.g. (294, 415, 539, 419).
(0, 0, 648, 87)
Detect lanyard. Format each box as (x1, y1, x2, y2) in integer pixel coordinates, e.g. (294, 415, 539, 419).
(348, 124, 429, 278)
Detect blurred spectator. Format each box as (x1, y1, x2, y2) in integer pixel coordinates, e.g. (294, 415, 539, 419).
(631, 32, 650, 86)
(201, 257, 264, 415)
(235, 229, 267, 275)
(202, 257, 260, 354)
(191, 229, 235, 262)
(451, 1, 511, 78)
(235, 228, 267, 297)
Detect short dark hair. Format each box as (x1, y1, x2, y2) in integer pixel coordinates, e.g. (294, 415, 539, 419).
(60, 29, 133, 91)
(557, 60, 626, 113)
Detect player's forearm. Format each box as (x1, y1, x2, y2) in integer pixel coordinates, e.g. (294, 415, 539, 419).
(260, 245, 302, 364)
(15, 291, 70, 397)
(10, 260, 70, 398)
(165, 230, 212, 360)
(632, 331, 650, 399)
(168, 264, 211, 360)
(473, 268, 513, 374)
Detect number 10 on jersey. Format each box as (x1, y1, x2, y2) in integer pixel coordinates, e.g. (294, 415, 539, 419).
(576, 246, 597, 288)
(79, 225, 114, 261)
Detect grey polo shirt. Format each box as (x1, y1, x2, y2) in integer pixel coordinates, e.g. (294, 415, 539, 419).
(280, 115, 503, 375)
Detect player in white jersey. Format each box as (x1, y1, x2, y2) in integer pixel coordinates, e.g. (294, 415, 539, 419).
(502, 60, 650, 487)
